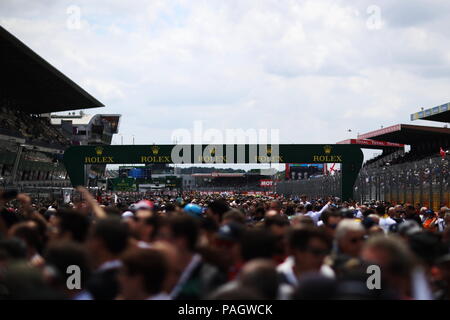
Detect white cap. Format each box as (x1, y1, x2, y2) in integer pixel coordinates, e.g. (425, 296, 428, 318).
(121, 211, 134, 219)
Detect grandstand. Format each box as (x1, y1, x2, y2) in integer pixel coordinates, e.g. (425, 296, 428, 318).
(0, 26, 104, 191)
(336, 138, 405, 168)
(357, 124, 450, 167)
(51, 112, 121, 146)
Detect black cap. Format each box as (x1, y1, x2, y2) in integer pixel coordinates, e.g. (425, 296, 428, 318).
(217, 222, 244, 242)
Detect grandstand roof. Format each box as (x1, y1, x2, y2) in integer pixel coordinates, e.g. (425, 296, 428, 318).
(336, 138, 404, 149)
(0, 26, 104, 113)
(357, 124, 450, 144)
(410, 102, 450, 123)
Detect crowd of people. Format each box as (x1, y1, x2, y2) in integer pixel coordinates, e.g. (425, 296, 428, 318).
(0, 106, 70, 147)
(0, 188, 449, 300)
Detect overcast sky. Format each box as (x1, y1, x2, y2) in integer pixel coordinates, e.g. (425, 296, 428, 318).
(1, 0, 450, 163)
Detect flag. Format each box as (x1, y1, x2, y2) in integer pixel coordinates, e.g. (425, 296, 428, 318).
(329, 163, 336, 175)
(440, 147, 446, 159)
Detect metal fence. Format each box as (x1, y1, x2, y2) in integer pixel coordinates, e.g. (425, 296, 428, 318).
(276, 175, 342, 199)
(355, 156, 449, 210)
(276, 156, 450, 210)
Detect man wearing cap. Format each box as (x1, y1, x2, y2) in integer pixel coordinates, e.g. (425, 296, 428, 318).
(184, 203, 204, 219)
(214, 222, 245, 281)
(423, 209, 438, 231)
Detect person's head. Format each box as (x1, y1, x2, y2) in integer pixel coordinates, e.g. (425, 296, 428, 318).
(239, 259, 278, 300)
(264, 215, 290, 256)
(284, 205, 295, 216)
(87, 217, 129, 266)
(439, 207, 449, 218)
(388, 207, 396, 218)
(368, 225, 384, 236)
(222, 209, 246, 225)
(167, 215, 199, 253)
(206, 199, 229, 224)
(1, 261, 62, 299)
(118, 248, 168, 299)
(240, 229, 276, 263)
(361, 235, 416, 297)
(291, 215, 315, 228)
(8, 221, 42, 257)
(214, 222, 244, 266)
(55, 209, 90, 243)
(133, 200, 154, 217)
(296, 204, 305, 214)
(408, 232, 446, 268)
(335, 220, 366, 257)
(138, 216, 167, 243)
(264, 215, 289, 237)
(397, 220, 422, 238)
(0, 239, 27, 266)
(419, 207, 428, 215)
(44, 241, 90, 298)
(321, 209, 342, 231)
(375, 206, 385, 217)
(135, 208, 153, 224)
(424, 209, 436, 219)
(269, 200, 282, 213)
(288, 227, 332, 274)
(405, 204, 416, 218)
(339, 208, 355, 219)
(367, 214, 380, 225)
(445, 212, 450, 226)
(252, 206, 265, 221)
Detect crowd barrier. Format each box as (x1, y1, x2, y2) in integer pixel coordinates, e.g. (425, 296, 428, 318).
(276, 156, 450, 211)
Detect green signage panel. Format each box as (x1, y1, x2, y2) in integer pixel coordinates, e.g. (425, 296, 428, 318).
(109, 177, 136, 191)
(63, 144, 363, 200)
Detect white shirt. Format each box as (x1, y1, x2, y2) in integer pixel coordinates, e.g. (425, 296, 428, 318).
(305, 203, 329, 225)
(305, 211, 320, 225)
(277, 256, 298, 287)
(379, 216, 396, 233)
(436, 218, 446, 232)
(355, 210, 364, 219)
(277, 256, 335, 288)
